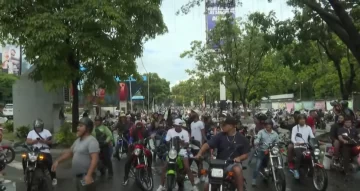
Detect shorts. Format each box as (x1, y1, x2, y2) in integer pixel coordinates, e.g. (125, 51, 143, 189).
(225, 163, 242, 172)
(191, 149, 199, 156)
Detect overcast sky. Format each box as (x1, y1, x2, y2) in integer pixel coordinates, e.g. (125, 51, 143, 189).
(136, 0, 294, 87)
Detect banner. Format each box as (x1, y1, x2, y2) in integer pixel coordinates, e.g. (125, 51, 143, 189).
(315, 101, 326, 111)
(1, 45, 21, 75)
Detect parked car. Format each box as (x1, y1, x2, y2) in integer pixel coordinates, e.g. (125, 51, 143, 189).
(3, 104, 13, 120)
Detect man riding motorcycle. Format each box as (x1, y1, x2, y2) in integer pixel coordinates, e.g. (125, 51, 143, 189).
(252, 119, 279, 186)
(113, 113, 132, 160)
(123, 121, 152, 185)
(337, 116, 360, 174)
(195, 116, 250, 191)
(329, 114, 345, 165)
(156, 118, 197, 191)
(92, 116, 114, 178)
(25, 118, 57, 185)
(290, 114, 315, 179)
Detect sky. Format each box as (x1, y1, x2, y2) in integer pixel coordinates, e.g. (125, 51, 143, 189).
(136, 0, 295, 88)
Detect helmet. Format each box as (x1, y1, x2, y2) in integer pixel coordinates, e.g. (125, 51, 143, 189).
(330, 100, 339, 107)
(135, 121, 144, 129)
(255, 113, 267, 121)
(79, 117, 94, 133)
(33, 118, 44, 130)
(340, 100, 348, 108)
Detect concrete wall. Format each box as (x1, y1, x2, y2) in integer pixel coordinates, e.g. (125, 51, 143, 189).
(12, 69, 64, 133)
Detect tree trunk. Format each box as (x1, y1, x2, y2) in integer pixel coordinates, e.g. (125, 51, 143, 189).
(71, 79, 80, 132)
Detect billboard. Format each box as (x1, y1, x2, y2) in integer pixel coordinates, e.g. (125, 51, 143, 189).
(1, 45, 21, 75)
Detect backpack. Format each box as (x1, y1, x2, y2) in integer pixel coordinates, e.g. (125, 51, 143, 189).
(95, 127, 107, 147)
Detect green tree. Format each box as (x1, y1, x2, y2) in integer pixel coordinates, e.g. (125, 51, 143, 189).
(0, 0, 167, 131)
(181, 12, 274, 108)
(0, 73, 17, 102)
(138, 73, 171, 111)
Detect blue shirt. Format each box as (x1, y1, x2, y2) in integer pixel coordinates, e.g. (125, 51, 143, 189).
(254, 129, 279, 151)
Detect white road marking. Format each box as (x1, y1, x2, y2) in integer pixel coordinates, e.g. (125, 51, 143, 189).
(7, 160, 23, 170)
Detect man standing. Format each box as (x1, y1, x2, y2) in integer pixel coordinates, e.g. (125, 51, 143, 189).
(92, 116, 114, 178)
(52, 117, 99, 191)
(190, 109, 206, 179)
(306, 110, 317, 135)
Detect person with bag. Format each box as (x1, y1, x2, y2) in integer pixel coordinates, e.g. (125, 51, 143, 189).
(25, 118, 57, 185)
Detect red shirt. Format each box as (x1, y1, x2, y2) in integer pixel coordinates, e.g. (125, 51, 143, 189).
(306, 116, 315, 130)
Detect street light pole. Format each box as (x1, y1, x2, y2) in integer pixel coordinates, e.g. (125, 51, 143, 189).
(295, 81, 304, 100)
(140, 57, 149, 115)
(129, 75, 133, 113)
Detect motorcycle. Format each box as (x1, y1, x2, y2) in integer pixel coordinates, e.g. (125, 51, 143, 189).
(329, 133, 360, 172)
(21, 145, 52, 191)
(165, 137, 190, 191)
(200, 145, 247, 191)
(153, 129, 167, 161)
(116, 133, 129, 160)
(258, 142, 286, 191)
(0, 145, 15, 164)
(292, 133, 328, 191)
(316, 118, 326, 130)
(129, 138, 153, 191)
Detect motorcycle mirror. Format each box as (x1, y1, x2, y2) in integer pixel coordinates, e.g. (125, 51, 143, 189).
(296, 133, 302, 138)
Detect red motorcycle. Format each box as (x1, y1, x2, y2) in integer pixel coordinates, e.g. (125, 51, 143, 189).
(129, 138, 153, 191)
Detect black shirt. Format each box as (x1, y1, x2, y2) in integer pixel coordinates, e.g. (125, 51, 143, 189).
(207, 132, 250, 160)
(337, 127, 359, 140)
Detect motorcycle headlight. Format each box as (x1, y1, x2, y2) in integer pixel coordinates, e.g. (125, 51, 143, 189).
(133, 148, 141, 156)
(314, 148, 320, 156)
(28, 153, 38, 162)
(168, 149, 177, 159)
(271, 147, 279, 155)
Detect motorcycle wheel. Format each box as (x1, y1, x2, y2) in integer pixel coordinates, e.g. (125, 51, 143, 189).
(4, 147, 15, 164)
(312, 166, 328, 191)
(136, 168, 154, 191)
(166, 175, 176, 191)
(274, 169, 286, 191)
(32, 168, 53, 191)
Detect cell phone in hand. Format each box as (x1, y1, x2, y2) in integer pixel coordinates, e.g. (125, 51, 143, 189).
(80, 179, 86, 186)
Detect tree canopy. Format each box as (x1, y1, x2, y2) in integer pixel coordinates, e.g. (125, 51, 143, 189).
(0, 0, 167, 130)
(0, 73, 17, 103)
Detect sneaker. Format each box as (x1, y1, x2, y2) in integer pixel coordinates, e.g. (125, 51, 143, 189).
(194, 177, 200, 184)
(156, 185, 165, 191)
(192, 185, 199, 191)
(252, 179, 256, 187)
(122, 179, 129, 186)
(200, 175, 206, 182)
(294, 170, 300, 179)
(288, 162, 294, 169)
(52, 179, 57, 186)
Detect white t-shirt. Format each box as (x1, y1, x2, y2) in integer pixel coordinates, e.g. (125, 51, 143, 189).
(191, 120, 205, 143)
(7, 61, 13, 74)
(291, 125, 315, 146)
(165, 128, 190, 143)
(27, 129, 52, 153)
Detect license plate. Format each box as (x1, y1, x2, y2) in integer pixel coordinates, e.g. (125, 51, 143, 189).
(211, 168, 223, 178)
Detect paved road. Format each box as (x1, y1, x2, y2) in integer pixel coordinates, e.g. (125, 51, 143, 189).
(2, 147, 360, 191)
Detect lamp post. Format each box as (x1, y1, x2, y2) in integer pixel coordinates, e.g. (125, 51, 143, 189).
(129, 75, 133, 112)
(294, 81, 303, 100)
(140, 58, 150, 115)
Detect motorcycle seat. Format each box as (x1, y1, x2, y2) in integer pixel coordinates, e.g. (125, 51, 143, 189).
(209, 159, 227, 166)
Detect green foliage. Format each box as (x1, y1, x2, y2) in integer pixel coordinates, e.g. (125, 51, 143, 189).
(0, 0, 167, 130)
(3, 121, 14, 133)
(16, 125, 31, 140)
(138, 73, 171, 106)
(55, 123, 77, 147)
(0, 73, 17, 101)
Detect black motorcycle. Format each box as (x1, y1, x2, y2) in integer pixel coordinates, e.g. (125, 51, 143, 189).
(21, 145, 52, 191)
(292, 134, 328, 191)
(202, 145, 247, 191)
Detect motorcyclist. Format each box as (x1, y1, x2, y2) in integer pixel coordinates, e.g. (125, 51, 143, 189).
(113, 113, 132, 160)
(25, 118, 57, 185)
(329, 114, 344, 165)
(92, 116, 114, 178)
(252, 119, 279, 186)
(195, 116, 250, 191)
(156, 118, 198, 191)
(254, 113, 268, 134)
(123, 121, 152, 185)
(291, 114, 315, 179)
(281, 111, 300, 169)
(337, 116, 360, 174)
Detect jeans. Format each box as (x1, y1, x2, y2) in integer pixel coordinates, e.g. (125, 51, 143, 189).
(252, 151, 268, 179)
(100, 146, 113, 175)
(341, 144, 354, 173)
(294, 148, 306, 170)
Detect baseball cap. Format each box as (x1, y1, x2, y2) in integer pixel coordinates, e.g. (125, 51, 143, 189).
(222, 116, 238, 126)
(174, 118, 184, 126)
